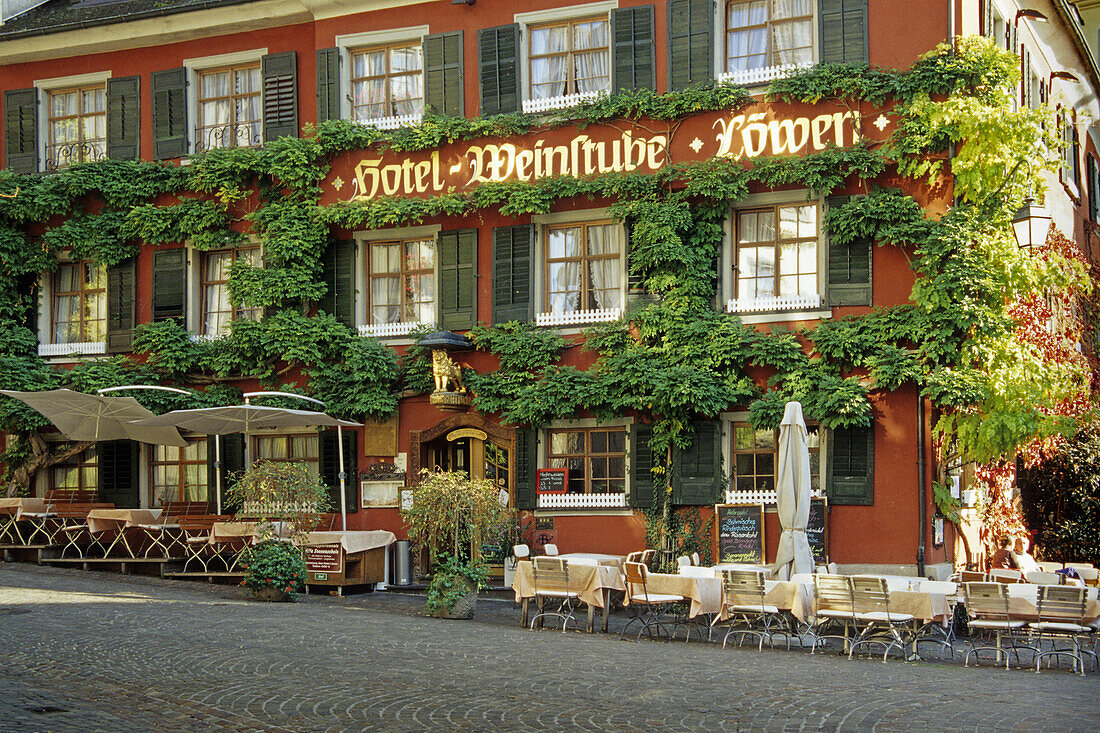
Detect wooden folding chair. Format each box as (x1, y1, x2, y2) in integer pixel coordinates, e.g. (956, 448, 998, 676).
(620, 561, 684, 641)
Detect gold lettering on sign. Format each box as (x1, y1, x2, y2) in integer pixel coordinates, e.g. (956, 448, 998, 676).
(714, 111, 862, 159)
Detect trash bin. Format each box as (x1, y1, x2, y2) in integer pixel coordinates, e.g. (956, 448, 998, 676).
(395, 540, 412, 586)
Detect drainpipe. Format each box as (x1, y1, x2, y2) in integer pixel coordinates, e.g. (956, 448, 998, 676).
(917, 393, 927, 578)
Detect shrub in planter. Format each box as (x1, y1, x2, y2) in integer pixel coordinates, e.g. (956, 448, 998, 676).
(241, 540, 307, 601)
(426, 553, 491, 619)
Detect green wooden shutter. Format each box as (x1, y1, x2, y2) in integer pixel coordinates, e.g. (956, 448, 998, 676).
(983, 0, 994, 39)
(97, 440, 140, 509)
(207, 433, 245, 513)
(424, 31, 464, 117)
(514, 428, 537, 510)
(4, 88, 38, 174)
(629, 421, 655, 509)
(106, 76, 141, 161)
(478, 24, 520, 116)
(667, 0, 712, 91)
(316, 47, 342, 123)
(152, 248, 187, 323)
(819, 0, 868, 64)
(321, 431, 358, 514)
(106, 258, 136, 353)
(151, 68, 188, 160)
(612, 5, 656, 92)
(827, 424, 874, 506)
(672, 420, 722, 506)
(438, 228, 477, 331)
(491, 224, 532, 324)
(1087, 155, 1099, 223)
(262, 51, 298, 142)
(319, 238, 356, 328)
(825, 195, 872, 306)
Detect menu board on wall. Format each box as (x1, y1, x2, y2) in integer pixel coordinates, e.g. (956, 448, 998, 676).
(715, 504, 765, 565)
(536, 468, 567, 494)
(807, 497, 828, 564)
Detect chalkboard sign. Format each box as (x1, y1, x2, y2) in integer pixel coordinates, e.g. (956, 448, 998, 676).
(536, 468, 567, 494)
(715, 503, 765, 565)
(807, 496, 828, 564)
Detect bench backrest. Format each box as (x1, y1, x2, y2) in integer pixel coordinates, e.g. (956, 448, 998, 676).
(52, 502, 115, 518)
(162, 501, 210, 517)
(45, 489, 98, 504)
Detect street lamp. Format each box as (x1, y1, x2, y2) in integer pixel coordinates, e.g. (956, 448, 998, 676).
(1010, 196, 1051, 251)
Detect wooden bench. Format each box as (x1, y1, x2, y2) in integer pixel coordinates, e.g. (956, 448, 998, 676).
(162, 501, 212, 518)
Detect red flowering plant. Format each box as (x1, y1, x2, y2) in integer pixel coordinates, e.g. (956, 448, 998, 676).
(240, 540, 307, 601)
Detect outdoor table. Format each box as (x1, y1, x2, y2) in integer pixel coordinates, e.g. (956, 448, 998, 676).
(84, 509, 162, 558)
(713, 563, 774, 578)
(297, 530, 395, 590)
(513, 559, 625, 632)
(557, 552, 625, 569)
(0, 498, 49, 545)
(1003, 584, 1100, 624)
(632, 571, 721, 618)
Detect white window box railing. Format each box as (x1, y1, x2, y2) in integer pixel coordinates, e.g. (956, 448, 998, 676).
(190, 332, 227, 343)
(725, 488, 824, 506)
(727, 293, 822, 314)
(38, 341, 106, 357)
(536, 307, 621, 327)
(358, 321, 433, 338)
(537, 492, 627, 509)
(522, 90, 601, 114)
(716, 62, 813, 87)
(358, 112, 423, 131)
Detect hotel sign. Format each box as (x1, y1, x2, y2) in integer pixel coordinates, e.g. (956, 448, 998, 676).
(324, 104, 882, 203)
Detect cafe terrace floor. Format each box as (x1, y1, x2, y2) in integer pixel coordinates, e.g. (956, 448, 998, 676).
(1, 563, 1097, 732)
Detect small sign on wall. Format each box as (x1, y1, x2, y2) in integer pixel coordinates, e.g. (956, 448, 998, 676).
(400, 489, 414, 511)
(305, 544, 343, 574)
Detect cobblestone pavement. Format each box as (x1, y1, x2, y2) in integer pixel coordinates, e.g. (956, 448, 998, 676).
(1, 563, 1097, 732)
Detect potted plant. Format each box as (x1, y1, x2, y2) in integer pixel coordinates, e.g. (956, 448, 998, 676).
(227, 459, 333, 602)
(401, 469, 506, 618)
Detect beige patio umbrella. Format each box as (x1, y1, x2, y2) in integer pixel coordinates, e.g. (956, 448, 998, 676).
(129, 404, 360, 527)
(772, 401, 814, 581)
(0, 388, 188, 447)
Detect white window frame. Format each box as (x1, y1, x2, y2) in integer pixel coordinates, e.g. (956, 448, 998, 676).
(538, 417, 631, 510)
(515, 1, 617, 113)
(33, 71, 111, 172)
(183, 48, 267, 156)
(36, 252, 107, 357)
(337, 26, 429, 129)
(721, 413, 827, 505)
(531, 207, 626, 328)
(714, 0, 817, 87)
(356, 224, 441, 339)
(722, 191, 832, 324)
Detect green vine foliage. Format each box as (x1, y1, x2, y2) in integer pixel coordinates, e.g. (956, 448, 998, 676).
(0, 36, 1090, 488)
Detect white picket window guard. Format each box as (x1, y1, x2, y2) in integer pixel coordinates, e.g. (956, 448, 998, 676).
(358, 112, 423, 131)
(727, 293, 822, 314)
(725, 488, 824, 506)
(537, 492, 627, 509)
(358, 321, 433, 338)
(38, 341, 106, 357)
(716, 62, 812, 87)
(190, 332, 227, 343)
(536, 307, 621, 327)
(522, 90, 601, 114)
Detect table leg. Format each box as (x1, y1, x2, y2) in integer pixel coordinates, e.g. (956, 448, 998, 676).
(521, 597, 529, 628)
(602, 590, 611, 633)
(586, 604, 594, 633)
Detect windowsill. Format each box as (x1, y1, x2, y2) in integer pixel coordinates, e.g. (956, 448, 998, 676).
(38, 341, 106, 357)
(735, 308, 832, 325)
(716, 62, 813, 88)
(536, 308, 621, 328)
(1061, 177, 1081, 205)
(537, 493, 627, 510)
(359, 321, 434, 339)
(522, 90, 602, 114)
(355, 112, 424, 131)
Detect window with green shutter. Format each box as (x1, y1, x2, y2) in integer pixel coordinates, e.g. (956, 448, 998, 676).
(667, 0, 712, 90)
(438, 228, 477, 331)
(98, 440, 140, 509)
(478, 24, 520, 115)
(106, 258, 136, 353)
(106, 76, 141, 161)
(424, 31, 464, 117)
(819, 0, 868, 65)
(319, 238, 356, 328)
(629, 421, 655, 509)
(492, 225, 532, 324)
(151, 68, 188, 160)
(4, 88, 38, 174)
(612, 5, 656, 92)
(207, 433, 245, 513)
(320, 431, 359, 514)
(316, 47, 342, 123)
(672, 420, 722, 505)
(824, 195, 872, 307)
(827, 424, 874, 506)
(1087, 154, 1099, 224)
(514, 428, 537, 510)
(152, 248, 187, 323)
(261, 51, 299, 141)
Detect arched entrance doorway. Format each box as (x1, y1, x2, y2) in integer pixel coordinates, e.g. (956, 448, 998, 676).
(410, 416, 515, 506)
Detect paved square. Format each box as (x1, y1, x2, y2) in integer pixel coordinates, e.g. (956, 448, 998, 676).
(0, 563, 1096, 732)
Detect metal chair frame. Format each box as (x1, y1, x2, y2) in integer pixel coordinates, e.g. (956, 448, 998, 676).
(529, 557, 579, 632)
(619, 561, 684, 642)
(912, 581, 959, 661)
(1032, 585, 1097, 676)
(962, 582, 1033, 670)
(810, 574, 857, 654)
(721, 569, 792, 651)
(848, 576, 915, 662)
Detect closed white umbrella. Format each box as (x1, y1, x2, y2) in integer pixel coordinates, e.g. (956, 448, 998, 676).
(772, 401, 814, 581)
(130, 405, 359, 526)
(0, 388, 188, 447)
